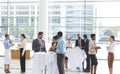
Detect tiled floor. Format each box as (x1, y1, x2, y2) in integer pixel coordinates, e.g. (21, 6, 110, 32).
(0, 57, 120, 74)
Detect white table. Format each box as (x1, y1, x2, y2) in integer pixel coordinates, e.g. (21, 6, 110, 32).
(32, 52, 59, 74)
(66, 47, 86, 70)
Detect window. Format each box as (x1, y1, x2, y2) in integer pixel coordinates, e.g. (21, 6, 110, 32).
(48, 0, 120, 59)
(0, 0, 39, 42)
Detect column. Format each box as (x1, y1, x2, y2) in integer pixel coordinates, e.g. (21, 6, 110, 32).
(39, 0, 48, 47)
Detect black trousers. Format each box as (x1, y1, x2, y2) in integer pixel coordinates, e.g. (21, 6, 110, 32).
(90, 55, 98, 66)
(20, 48, 26, 72)
(86, 53, 90, 70)
(57, 54, 65, 74)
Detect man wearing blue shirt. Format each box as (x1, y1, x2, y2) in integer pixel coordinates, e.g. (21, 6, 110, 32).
(56, 31, 66, 74)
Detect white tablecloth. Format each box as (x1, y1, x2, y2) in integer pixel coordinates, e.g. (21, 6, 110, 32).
(66, 47, 86, 70)
(32, 52, 59, 74)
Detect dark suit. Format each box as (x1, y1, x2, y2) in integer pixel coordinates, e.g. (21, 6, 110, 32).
(75, 39, 85, 49)
(83, 39, 90, 70)
(75, 39, 85, 70)
(32, 39, 46, 52)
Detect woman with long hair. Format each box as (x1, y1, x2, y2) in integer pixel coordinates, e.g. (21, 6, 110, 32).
(18, 34, 27, 73)
(107, 36, 116, 74)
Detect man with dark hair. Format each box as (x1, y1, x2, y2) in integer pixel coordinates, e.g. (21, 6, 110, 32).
(75, 34, 85, 70)
(32, 31, 46, 52)
(83, 34, 90, 72)
(89, 34, 100, 74)
(56, 31, 66, 74)
(75, 34, 84, 49)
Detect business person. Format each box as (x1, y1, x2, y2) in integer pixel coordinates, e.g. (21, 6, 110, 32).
(89, 34, 100, 74)
(75, 34, 84, 49)
(83, 34, 90, 72)
(4, 34, 13, 73)
(56, 31, 66, 74)
(107, 36, 116, 74)
(32, 32, 46, 52)
(49, 36, 58, 51)
(65, 37, 72, 70)
(18, 34, 27, 73)
(75, 34, 85, 70)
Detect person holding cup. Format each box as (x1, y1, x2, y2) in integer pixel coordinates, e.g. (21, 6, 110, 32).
(32, 32, 46, 52)
(18, 34, 27, 73)
(4, 34, 14, 73)
(107, 36, 116, 74)
(89, 34, 101, 74)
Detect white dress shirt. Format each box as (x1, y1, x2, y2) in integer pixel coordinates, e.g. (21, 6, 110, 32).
(66, 41, 72, 48)
(20, 39, 27, 53)
(107, 41, 116, 53)
(89, 40, 97, 55)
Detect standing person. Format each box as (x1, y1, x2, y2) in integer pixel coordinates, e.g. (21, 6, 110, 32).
(75, 34, 84, 49)
(18, 34, 27, 73)
(56, 31, 66, 74)
(4, 34, 13, 73)
(89, 34, 100, 74)
(32, 32, 46, 52)
(65, 37, 72, 70)
(107, 36, 116, 74)
(83, 34, 90, 72)
(75, 34, 85, 70)
(49, 36, 58, 51)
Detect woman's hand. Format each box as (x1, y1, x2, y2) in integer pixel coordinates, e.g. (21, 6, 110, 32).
(18, 44, 20, 47)
(22, 52, 24, 57)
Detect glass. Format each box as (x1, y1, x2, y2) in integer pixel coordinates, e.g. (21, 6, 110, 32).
(86, 0, 120, 2)
(48, 0, 84, 1)
(9, 26, 38, 42)
(49, 2, 84, 17)
(0, 1, 40, 42)
(0, 27, 8, 42)
(8, 0, 39, 2)
(86, 2, 120, 17)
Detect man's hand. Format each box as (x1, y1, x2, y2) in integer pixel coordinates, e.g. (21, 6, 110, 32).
(40, 45, 45, 49)
(80, 46, 83, 49)
(95, 47, 101, 50)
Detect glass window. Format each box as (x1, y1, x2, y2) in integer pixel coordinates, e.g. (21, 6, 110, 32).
(49, 0, 120, 60)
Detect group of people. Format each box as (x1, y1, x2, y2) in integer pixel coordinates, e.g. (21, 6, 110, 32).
(48, 32, 116, 74)
(3, 31, 116, 74)
(3, 34, 27, 73)
(32, 31, 66, 74)
(70, 34, 115, 74)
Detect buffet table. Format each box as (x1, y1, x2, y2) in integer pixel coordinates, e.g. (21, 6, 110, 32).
(32, 52, 59, 74)
(11, 50, 30, 59)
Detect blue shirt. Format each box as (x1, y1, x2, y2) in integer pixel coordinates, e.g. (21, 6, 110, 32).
(56, 37, 66, 54)
(4, 39, 12, 49)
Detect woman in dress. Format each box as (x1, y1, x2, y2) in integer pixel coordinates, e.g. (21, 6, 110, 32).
(65, 37, 72, 70)
(4, 34, 13, 73)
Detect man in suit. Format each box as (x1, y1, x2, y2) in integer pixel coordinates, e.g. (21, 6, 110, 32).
(83, 34, 90, 72)
(75, 34, 85, 49)
(75, 34, 85, 70)
(32, 32, 46, 52)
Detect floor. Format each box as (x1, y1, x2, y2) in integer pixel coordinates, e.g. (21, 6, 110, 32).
(0, 57, 119, 74)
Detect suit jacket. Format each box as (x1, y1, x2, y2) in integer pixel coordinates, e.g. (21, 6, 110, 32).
(32, 39, 46, 52)
(75, 39, 85, 49)
(83, 39, 90, 53)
